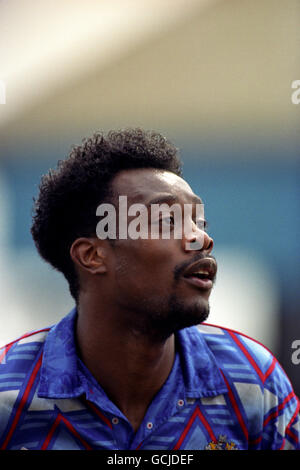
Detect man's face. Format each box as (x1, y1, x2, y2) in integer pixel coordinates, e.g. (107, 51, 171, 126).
(105, 168, 216, 341)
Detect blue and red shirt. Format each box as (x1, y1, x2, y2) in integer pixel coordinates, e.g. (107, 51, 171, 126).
(0, 308, 299, 450)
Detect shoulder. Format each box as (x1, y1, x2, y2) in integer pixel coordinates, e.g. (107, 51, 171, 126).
(191, 322, 298, 408)
(0, 328, 50, 402)
(0, 327, 50, 364)
(196, 324, 299, 421)
(0, 328, 51, 443)
(193, 323, 300, 448)
(195, 322, 276, 381)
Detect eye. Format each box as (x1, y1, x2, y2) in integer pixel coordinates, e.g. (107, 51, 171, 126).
(161, 215, 175, 226)
(195, 219, 208, 231)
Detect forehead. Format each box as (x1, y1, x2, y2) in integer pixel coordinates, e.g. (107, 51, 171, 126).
(111, 168, 202, 205)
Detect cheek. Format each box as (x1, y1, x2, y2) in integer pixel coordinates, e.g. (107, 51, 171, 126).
(114, 240, 177, 290)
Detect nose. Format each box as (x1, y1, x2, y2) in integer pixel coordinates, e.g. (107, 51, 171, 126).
(182, 222, 214, 253)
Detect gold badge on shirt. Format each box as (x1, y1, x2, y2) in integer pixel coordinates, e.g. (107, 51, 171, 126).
(205, 434, 238, 450)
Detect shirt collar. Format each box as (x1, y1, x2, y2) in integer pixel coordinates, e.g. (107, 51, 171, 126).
(38, 308, 226, 400)
(38, 307, 84, 398)
(177, 326, 227, 397)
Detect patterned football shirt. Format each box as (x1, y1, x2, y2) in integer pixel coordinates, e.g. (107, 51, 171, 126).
(0, 308, 299, 450)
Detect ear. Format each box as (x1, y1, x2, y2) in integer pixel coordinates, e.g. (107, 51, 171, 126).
(70, 238, 107, 275)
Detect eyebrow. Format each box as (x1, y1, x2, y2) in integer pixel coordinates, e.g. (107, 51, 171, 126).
(146, 193, 203, 207)
(146, 193, 208, 229)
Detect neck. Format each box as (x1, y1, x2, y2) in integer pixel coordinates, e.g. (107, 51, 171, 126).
(76, 296, 175, 432)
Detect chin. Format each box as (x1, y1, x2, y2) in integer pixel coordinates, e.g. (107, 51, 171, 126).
(174, 308, 210, 331)
(131, 294, 210, 342)
(154, 298, 210, 340)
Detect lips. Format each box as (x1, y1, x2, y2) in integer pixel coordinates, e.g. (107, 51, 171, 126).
(182, 257, 217, 291)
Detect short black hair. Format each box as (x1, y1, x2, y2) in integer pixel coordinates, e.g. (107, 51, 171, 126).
(31, 128, 183, 301)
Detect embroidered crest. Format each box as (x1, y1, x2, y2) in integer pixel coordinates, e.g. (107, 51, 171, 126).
(205, 434, 238, 450)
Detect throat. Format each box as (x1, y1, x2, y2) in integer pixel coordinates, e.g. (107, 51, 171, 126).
(121, 403, 150, 433)
(106, 341, 175, 431)
(76, 309, 176, 432)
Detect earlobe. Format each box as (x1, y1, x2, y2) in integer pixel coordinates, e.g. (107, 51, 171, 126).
(70, 238, 107, 275)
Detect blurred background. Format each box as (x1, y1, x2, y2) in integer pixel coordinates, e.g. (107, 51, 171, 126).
(0, 0, 299, 394)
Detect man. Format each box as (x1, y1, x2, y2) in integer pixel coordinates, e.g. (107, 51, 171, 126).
(0, 128, 299, 450)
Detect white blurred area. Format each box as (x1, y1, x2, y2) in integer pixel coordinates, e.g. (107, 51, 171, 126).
(209, 247, 279, 352)
(0, 0, 213, 127)
(0, 170, 278, 351)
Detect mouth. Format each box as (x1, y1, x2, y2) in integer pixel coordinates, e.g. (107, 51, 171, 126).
(182, 258, 217, 291)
